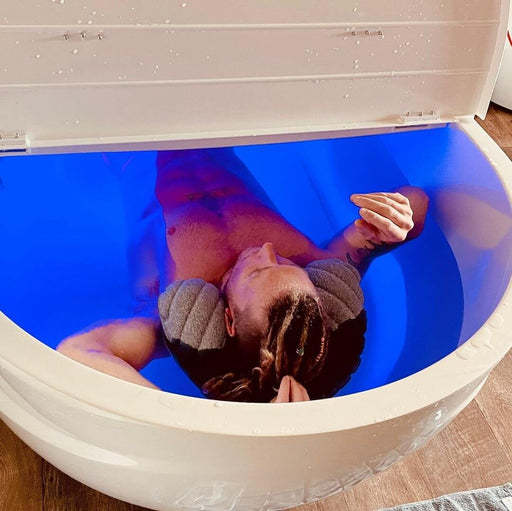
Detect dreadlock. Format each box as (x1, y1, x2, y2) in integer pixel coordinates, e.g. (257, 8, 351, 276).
(202, 293, 327, 402)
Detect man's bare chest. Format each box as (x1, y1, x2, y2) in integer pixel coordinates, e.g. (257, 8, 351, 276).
(163, 199, 315, 283)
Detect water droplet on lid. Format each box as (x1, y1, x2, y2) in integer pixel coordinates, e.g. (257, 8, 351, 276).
(354, 64, 360, 69)
(75, 120, 79, 124)
(353, 6, 358, 12)
(154, 64, 159, 69)
(205, 55, 210, 60)
(72, 49, 78, 54)
(345, 93, 350, 98)
(15, 40, 20, 45)
(356, 40, 361, 45)
(181, 2, 187, 6)
(77, 19, 82, 24)
(165, 19, 170, 23)
(87, 20, 92, 24)
(57, 69, 63, 74)
(354, 59, 359, 63)
(35, 54, 41, 59)
(393, 49, 398, 53)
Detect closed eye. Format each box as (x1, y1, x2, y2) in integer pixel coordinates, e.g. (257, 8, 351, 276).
(249, 267, 268, 277)
(249, 264, 298, 278)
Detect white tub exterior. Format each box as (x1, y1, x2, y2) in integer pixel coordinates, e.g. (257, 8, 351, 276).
(1, 117, 511, 510)
(1, 1, 512, 510)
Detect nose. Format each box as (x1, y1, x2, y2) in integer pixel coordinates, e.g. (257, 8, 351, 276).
(259, 242, 278, 264)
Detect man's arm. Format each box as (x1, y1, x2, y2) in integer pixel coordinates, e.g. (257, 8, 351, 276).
(56, 317, 162, 389)
(326, 186, 429, 275)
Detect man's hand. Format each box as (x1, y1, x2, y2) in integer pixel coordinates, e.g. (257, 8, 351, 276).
(325, 186, 428, 275)
(270, 376, 310, 403)
(350, 191, 414, 245)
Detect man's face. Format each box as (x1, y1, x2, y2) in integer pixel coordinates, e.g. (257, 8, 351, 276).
(221, 242, 318, 332)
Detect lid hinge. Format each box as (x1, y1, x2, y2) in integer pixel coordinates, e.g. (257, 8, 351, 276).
(399, 110, 440, 125)
(0, 130, 27, 153)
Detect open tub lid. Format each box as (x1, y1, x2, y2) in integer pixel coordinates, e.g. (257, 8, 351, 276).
(0, 0, 509, 153)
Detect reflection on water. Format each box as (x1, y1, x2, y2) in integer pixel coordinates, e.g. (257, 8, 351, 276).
(0, 127, 477, 397)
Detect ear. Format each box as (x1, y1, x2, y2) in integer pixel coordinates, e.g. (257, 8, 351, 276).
(224, 307, 236, 338)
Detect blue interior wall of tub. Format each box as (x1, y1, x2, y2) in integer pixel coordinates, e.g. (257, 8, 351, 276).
(2, 124, 502, 398)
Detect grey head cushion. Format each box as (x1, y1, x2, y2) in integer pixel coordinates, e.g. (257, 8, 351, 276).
(158, 258, 366, 397)
(305, 258, 364, 331)
(157, 278, 226, 351)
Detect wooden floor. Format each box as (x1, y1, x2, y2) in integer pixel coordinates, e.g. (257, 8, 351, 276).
(1, 104, 511, 511)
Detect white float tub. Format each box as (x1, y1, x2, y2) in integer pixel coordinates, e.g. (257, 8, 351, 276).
(1, 118, 512, 511)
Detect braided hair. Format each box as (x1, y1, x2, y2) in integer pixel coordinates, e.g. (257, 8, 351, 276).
(202, 293, 327, 402)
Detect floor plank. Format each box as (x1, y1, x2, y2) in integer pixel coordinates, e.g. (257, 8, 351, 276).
(0, 420, 43, 511)
(418, 398, 512, 495)
(477, 104, 512, 149)
(41, 460, 146, 511)
(475, 348, 512, 464)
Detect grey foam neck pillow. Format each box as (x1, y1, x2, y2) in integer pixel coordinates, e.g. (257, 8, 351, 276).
(158, 258, 366, 400)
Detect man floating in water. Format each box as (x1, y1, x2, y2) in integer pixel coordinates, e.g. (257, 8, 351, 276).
(58, 148, 428, 403)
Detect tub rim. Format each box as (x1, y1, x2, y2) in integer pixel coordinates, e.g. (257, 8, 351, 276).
(1, 118, 511, 438)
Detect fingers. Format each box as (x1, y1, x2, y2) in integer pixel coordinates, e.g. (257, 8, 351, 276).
(350, 192, 415, 243)
(289, 377, 310, 402)
(271, 376, 310, 403)
(354, 218, 378, 238)
(351, 194, 413, 230)
(359, 207, 408, 242)
(354, 191, 410, 206)
(273, 376, 291, 403)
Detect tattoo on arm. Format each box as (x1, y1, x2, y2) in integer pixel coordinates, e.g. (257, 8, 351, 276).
(346, 239, 399, 271)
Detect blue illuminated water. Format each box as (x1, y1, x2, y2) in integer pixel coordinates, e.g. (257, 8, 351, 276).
(0, 125, 487, 398)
